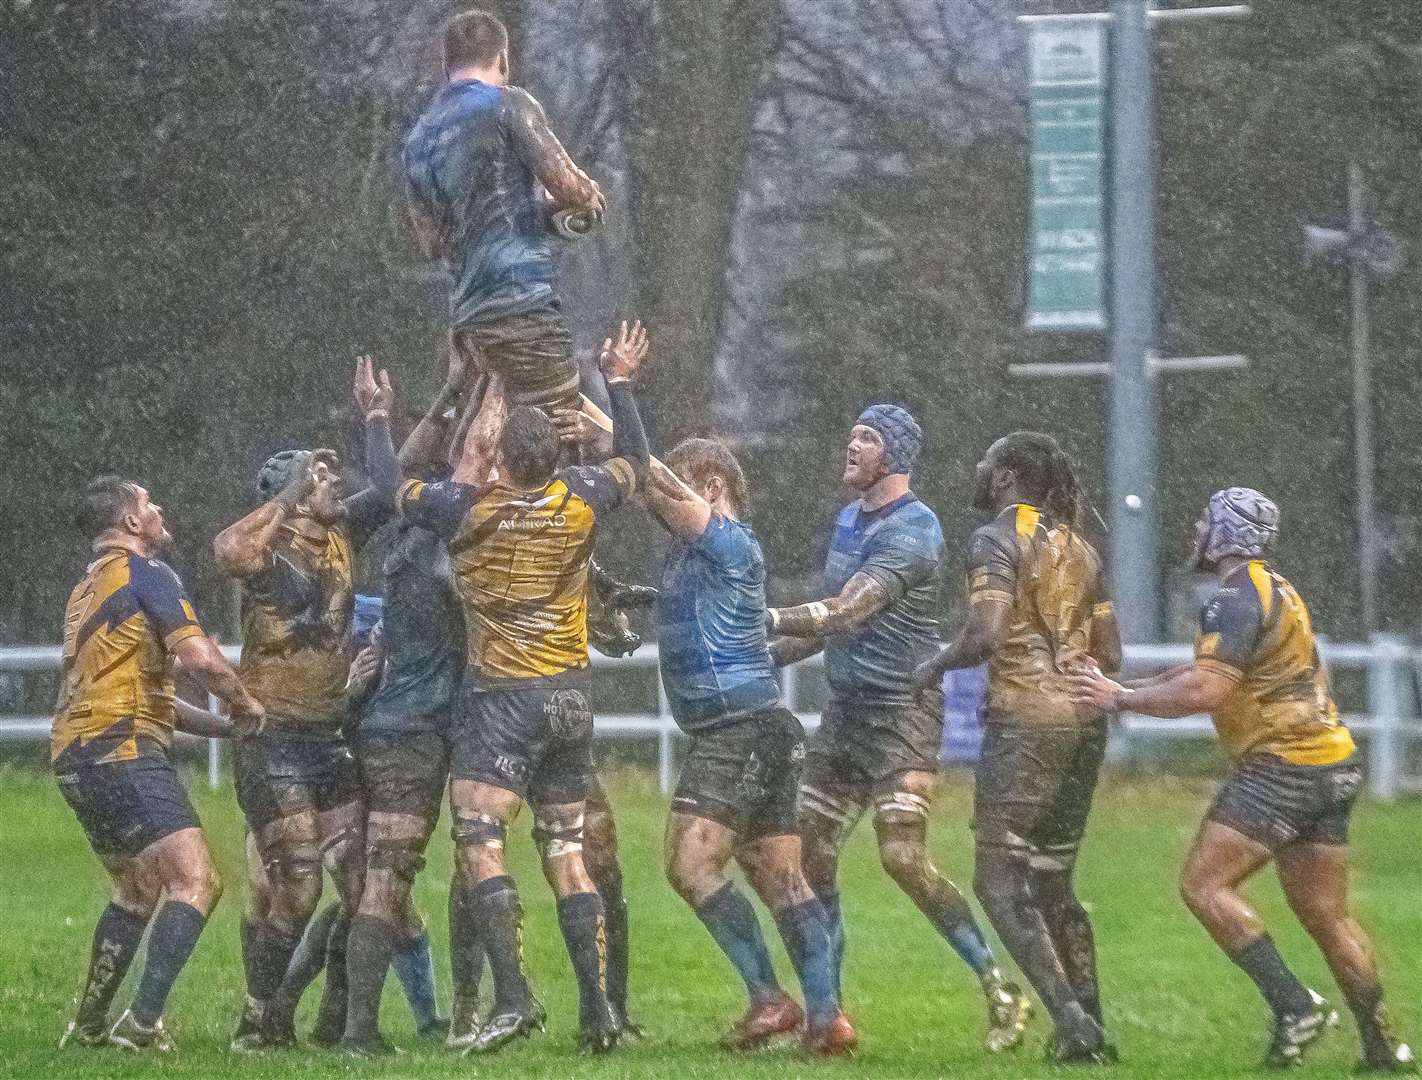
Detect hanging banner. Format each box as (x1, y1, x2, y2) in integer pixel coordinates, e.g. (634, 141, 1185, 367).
(1026, 20, 1108, 332)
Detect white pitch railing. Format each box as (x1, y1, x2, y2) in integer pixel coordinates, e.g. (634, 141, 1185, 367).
(4, 636, 1420, 797)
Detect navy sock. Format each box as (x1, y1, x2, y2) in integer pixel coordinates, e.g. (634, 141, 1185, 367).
(343, 914, 398, 1043)
(469, 876, 532, 1012)
(76, 903, 147, 1030)
(283, 901, 338, 998)
(131, 902, 207, 1027)
(449, 880, 484, 1011)
(392, 929, 439, 1029)
(556, 891, 610, 1026)
(1233, 935, 1313, 1017)
(694, 882, 781, 1004)
(591, 863, 631, 1016)
(246, 923, 301, 1004)
(774, 898, 838, 1028)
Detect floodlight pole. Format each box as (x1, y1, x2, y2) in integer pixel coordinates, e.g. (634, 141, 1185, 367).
(1016, 2, 1251, 643)
(1348, 163, 1380, 633)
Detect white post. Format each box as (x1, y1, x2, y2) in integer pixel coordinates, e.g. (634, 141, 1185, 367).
(656, 667, 673, 795)
(1366, 633, 1405, 799)
(207, 691, 221, 790)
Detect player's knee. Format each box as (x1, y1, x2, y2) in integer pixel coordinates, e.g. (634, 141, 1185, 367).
(114, 874, 160, 918)
(973, 853, 1022, 912)
(1178, 871, 1214, 919)
(366, 837, 427, 888)
(664, 846, 718, 904)
(878, 835, 928, 891)
(582, 810, 618, 880)
(170, 861, 222, 910)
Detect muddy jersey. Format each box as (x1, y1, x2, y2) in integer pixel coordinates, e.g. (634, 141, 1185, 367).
(822, 492, 944, 706)
(53, 549, 206, 765)
(969, 503, 1111, 727)
(1195, 560, 1354, 766)
(403, 79, 598, 328)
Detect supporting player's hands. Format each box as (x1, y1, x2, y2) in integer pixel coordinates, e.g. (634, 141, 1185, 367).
(599, 320, 648, 383)
(230, 695, 266, 739)
(553, 407, 604, 451)
(1067, 662, 1127, 711)
(346, 644, 383, 697)
(911, 647, 951, 691)
(353, 354, 394, 420)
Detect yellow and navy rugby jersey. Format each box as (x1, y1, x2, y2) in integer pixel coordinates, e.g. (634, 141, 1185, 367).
(968, 504, 1111, 727)
(237, 517, 355, 733)
(1195, 560, 1354, 766)
(400, 459, 637, 685)
(53, 548, 206, 765)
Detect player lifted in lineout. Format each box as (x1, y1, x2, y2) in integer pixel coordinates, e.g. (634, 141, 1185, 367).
(916, 433, 1120, 1063)
(766, 406, 1031, 1054)
(1070, 489, 1415, 1073)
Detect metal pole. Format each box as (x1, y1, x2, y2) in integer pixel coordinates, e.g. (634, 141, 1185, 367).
(1365, 632, 1403, 798)
(1349, 163, 1380, 634)
(207, 691, 221, 790)
(1108, 0, 1161, 641)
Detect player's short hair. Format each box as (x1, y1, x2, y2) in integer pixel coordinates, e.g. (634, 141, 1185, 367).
(442, 9, 509, 70)
(665, 437, 750, 515)
(500, 405, 560, 488)
(79, 475, 140, 539)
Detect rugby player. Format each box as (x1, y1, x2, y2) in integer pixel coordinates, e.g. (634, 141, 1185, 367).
(214, 357, 400, 1051)
(402, 8, 604, 418)
(1070, 488, 1416, 1072)
(56, 476, 265, 1051)
(645, 436, 851, 1054)
(336, 377, 472, 1055)
(915, 432, 1119, 1063)
(398, 323, 649, 1055)
(766, 405, 1030, 1053)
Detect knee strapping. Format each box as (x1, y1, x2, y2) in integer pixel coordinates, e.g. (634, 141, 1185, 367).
(451, 813, 506, 850)
(366, 838, 428, 883)
(873, 790, 931, 825)
(533, 812, 584, 860)
(798, 785, 865, 838)
(265, 844, 322, 884)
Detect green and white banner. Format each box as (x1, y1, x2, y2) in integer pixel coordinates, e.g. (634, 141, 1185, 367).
(1026, 20, 1107, 332)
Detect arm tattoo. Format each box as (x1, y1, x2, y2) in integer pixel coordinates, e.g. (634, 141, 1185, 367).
(770, 571, 892, 637)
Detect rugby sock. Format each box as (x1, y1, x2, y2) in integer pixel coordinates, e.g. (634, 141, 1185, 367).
(311, 909, 352, 1043)
(774, 898, 838, 1028)
(1043, 885, 1102, 1026)
(557, 891, 610, 1025)
(1341, 982, 1398, 1062)
(283, 901, 339, 998)
(975, 853, 1080, 1023)
(469, 876, 532, 1011)
(392, 929, 439, 1030)
(343, 914, 398, 1044)
(1233, 934, 1314, 1018)
(246, 923, 302, 1005)
(590, 860, 631, 1017)
(822, 892, 846, 997)
(932, 902, 997, 981)
(449, 878, 485, 1014)
(76, 903, 147, 1029)
(694, 882, 782, 1003)
(131, 902, 207, 1027)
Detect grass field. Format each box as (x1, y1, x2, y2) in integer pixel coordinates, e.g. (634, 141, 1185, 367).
(3, 762, 1418, 1080)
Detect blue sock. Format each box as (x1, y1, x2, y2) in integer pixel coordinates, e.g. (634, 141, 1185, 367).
(392, 930, 439, 1029)
(822, 893, 845, 996)
(937, 912, 997, 980)
(694, 882, 781, 1003)
(774, 899, 838, 1028)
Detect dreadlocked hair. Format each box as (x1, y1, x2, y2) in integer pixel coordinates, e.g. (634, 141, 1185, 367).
(994, 431, 1085, 531)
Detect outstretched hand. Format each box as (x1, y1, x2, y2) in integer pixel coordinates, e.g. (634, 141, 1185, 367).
(353, 354, 394, 418)
(1066, 662, 1123, 709)
(599, 320, 649, 382)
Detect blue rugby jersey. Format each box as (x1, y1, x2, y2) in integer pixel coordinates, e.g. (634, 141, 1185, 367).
(822, 493, 944, 705)
(657, 514, 781, 732)
(403, 81, 563, 327)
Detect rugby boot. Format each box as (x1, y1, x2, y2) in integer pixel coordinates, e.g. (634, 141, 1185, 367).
(612, 1005, 647, 1042)
(464, 997, 547, 1055)
(1265, 989, 1338, 1068)
(577, 1000, 623, 1055)
(58, 1019, 109, 1049)
(1361, 1044, 1420, 1075)
(338, 1032, 403, 1058)
(108, 1010, 175, 1052)
(228, 1000, 276, 1055)
(1045, 1009, 1115, 1065)
(308, 998, 344, 1048)
(803, 1009, 858, 1057)
(720, 992, 804, 1050)
(257, 998, 298, 1050)
(983, 972, 1033, 1052)
(446, 996, 483, 1051)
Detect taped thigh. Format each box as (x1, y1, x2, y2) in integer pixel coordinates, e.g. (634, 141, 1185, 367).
(533, 810, 584, 861)
(797, 784, 867, 842)
(366, 836, 428, 883)
(320, 824, 363, 873)
(451, 812, 507, 850)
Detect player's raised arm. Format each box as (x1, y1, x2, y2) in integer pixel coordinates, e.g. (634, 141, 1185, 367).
(504, 85, 604, 216)
(400, 345, 467, 476)
(343, 355, 400, 531)
(212, 452, 321, 579)
(453, 374, 506, 485)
